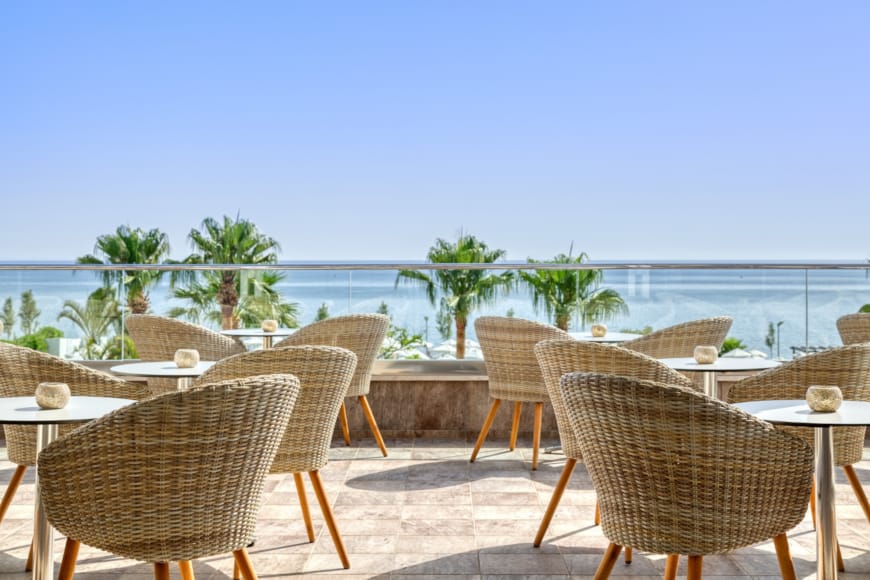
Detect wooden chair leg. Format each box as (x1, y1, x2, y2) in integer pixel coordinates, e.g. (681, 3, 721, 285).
(664, 554, 679, 580)
(470, 399, 501, 462)
(232, 548, 258, 580)
(178, 560, 195, 580)
(58, 538, 80, 580)
(771, 533, 796, 580)
(531, 402, 543, 471)
(309, 470, 350, 569)
(534, 458, 577, 546)
(843, 464, 870, 522)
(338, 402, 351, 446)
(233, 559, 240, 580)
(810, 478, 817, 528)
(686, 555, 703, 580)
(153, 562, 171, 580)
(359, 395, 388, 457)
(25, 540, 32, 571)
(594, 542, 622, 579)
(624, 547, 632, 564)
(294, 472, 316, 542)
(509, 402, 522, 451)
(0, 465, 27, 523)
(594, 500, 600, 525)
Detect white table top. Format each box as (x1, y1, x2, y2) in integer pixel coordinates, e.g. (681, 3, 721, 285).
(659, 357, 781, 373)
(110, 361, 214, 378)
(734, 400, 870, 427)
(569, 331, 642, 343)
(220, 328, 296, 338)
(0, 396, 136, 425)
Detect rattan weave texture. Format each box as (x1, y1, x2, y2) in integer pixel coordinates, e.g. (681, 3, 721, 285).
(622, 316, 733, 359)
(561, 372, 813, 556)
(535, 339, 695, 460)
(37, 374, 301, 563)
(837, 312, 870, 345)
(126, 314, 247, 361)
(727, 344, 870, 466)
(194, 345, 357, 473)
(0, 342, 150, 466)
(272, 313, 388, 398)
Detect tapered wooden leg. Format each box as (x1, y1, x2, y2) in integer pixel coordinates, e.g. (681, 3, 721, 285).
(534, 458, 577, 546)
(810, 478, 817, 528)
(294, 472, 316, 542)
(843, 464, 870, 522)
(359, 396, 388, 457)
(686, 555, 703, 580)
(664, 554, 679, 580)
(0, 465, 26, 523)
(25, 541, 32, 571)
(232, 548, 258, 580)
(470, 399, 501, 462)
(179, 560, 195, 580)
(594, 542, 622, 579)
(338, 403, 351, 446)
(309, 470, 350, 569)
(531, 402, 543, 471)
(624, 547, 632, 564)
(153, 562, 171, 580)
(509, 402, 522, 451)
(233, 559, 240, 580)
(57, 538, 80, 580)
(594, 500, 601, 525)
(772, 533, 796, 580)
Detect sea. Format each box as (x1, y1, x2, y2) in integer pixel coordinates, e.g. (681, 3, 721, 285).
(1, 266, 869, 360)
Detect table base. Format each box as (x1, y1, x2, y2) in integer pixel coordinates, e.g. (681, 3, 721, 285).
(816, 426, 837, 579)
(33, 423, 58, 580)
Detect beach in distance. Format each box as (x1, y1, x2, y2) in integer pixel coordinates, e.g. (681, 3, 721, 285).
(1, 267, 868, 359)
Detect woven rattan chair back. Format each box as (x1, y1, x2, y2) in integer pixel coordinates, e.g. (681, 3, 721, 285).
(837, 312, 870, 345)
(727, 343, 870, 465)
(125, 314, 246, 361)
(0, 342, 150, 466)
(38, 374, 300, 565)
(272, 313, 388, 398)
(622, 316, 733, 359)
(534, 339, 695, 460)
(195, 345, 357, 473)
(561, 371, 812, 561)
(475, 316, 571, 402)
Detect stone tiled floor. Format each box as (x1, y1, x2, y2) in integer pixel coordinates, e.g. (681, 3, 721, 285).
(1, 437, 870, 578)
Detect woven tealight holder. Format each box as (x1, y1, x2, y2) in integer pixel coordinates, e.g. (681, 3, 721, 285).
(693, 345, 718, 364)
(806, 385, 843, 413)
(36, 382, 71, 409)
(174, 348, 200, 368)
(591, 324, 608, 337)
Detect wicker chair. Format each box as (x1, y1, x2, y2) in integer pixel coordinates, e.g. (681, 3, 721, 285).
(125, 314, 247, 361)
(471, 316, 570, 470)
(0, 342, 150, 569)
(532, 339, 696, 548)
(727, 343, 870, 567)
(195, 345, 357, 571)
(38, 374, 301, 580)
(836, 312, 870, 345)
(272, 314, 390, 456)
(562, 372, 813, 580)
(621, 316, 733, 358)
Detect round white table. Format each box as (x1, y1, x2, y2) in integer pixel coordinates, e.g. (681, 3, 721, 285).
(734, 400, 870, 580)
(658, 357, 780, 399)
(110, 361, 215, 390)
(568, 331, 642, 343)
(0, 396, 136, 580)
(220, 328, 296, 349)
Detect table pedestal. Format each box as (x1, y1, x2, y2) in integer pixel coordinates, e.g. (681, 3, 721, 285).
(815, 426, 837, 580)
(701, 371, 717, 399)
(33, 423, 58, 580)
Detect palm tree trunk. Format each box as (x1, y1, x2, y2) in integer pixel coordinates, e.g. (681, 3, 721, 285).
(456, 317, 467, 359)
(218, 273, 240, 330)
(555, 314, 570, 331)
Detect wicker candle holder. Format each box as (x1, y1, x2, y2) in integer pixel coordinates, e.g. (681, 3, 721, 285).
(693, 345, 718, 364)
(36, 382, 71, 409)
(591, 324, 608, 337)
(174, 348, 200, 368)
(261, 319, 278, 332)
(806, 385, 843, 412)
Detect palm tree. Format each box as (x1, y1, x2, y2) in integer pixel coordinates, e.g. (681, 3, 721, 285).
(396, 233, 513, 358)
(77, 225, 170, 314)
(519, 250, 628, 331)
(173, 215, 290, 329)
(56, 289, 122, 359)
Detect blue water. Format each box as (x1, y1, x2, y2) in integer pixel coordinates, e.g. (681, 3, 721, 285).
(1, 268, 868, 358)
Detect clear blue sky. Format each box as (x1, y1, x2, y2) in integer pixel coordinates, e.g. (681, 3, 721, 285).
(2, 1, 868, 262)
